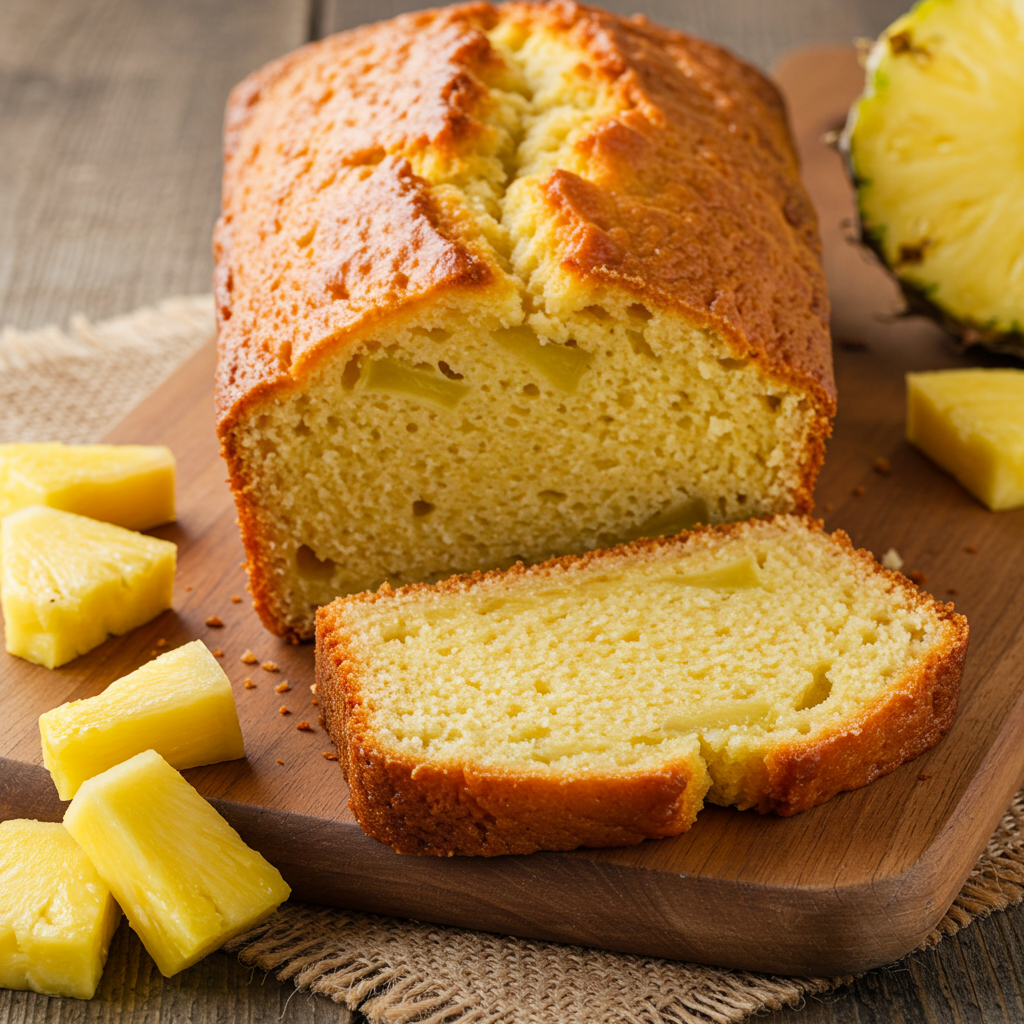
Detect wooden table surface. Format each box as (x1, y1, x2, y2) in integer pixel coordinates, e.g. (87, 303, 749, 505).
(4, 1, 1024, 1022)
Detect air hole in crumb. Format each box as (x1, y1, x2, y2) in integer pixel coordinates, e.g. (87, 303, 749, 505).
(406, 422, 418, 432)
(296, 226, 316, 248)
(538, 490, 567, 504)
(413, 500, 435, 517)
(326, 415, 339, 430)
(626, 331, 658, 360)
(522, 383, 540, 397)
(293, 419, 311, 437)
(736, 493, 747, 505)
(438, 360, 463, 380)
(795, 664, 833, 711)
(718, 357, 748, 370)
(627, 303, 653, 321)
(582, 305, 611, 322)
(257, 438, 277, 456)
(534, 680, 551, 694)
(296, 544, 336, 580)
(393, 272, 409, 290)
(764, 394, 782, 411)
(341, 355, 363, 390)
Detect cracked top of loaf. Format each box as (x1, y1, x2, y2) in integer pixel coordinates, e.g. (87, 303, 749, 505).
(214, 0, 834, 429)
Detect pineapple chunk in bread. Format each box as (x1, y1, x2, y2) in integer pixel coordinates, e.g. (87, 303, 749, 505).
(216, 1, 835, 641)
(316, 516, 968, 857)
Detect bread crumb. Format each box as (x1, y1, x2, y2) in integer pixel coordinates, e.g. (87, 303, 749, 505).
(156, 638, 167, 648)
(322, 752, 339, 760)
(275, 681, 291, 694)
(276, 759, 284, 765)
(965, 545, 978, 554)
(908, 570, 927, 586)
(310, 683, 317, 694)
(244, 678, 256, 689)
(873, 457, 891, 475)
(881, 548, 904, 572)
(311, 698, 319, 706)
(212, 649, 224, 657)
(205, 615, 224, 628)
(917, 773, 932, 781)
(296, 721, 313, 731)
(279, 705, 291, 715)
(231, 595, 242, 603)
(241, 650, 258, 664)
(262, 661, 280, 672)
(851, 486, 865, 497)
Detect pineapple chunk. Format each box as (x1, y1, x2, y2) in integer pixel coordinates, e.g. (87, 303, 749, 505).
(0, 819, 121, 1000)
(1, 505, 176, 669)
(39, 640, 245, 800)
(63, 750, 290, 978)
(0, 443, 175, 530)
(844, 0, 1024, 345)
(907, 368, 1024, 510)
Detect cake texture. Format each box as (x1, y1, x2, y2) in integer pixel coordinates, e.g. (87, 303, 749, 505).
(316, 515, 968, 857)
(215, 1, 836, 641)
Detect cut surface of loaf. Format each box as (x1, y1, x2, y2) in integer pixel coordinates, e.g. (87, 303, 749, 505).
(216, 1, 835, 640)
(316, 516, 968, 857)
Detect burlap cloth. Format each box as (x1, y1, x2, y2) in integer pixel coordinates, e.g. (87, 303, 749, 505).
(6, 296, 1024, 1023)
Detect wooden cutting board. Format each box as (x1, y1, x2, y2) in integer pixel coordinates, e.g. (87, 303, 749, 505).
(3, 47, 1023, 978)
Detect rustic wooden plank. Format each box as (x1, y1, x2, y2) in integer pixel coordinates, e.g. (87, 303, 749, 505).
(317, 0, 909, 69)
(0, 0, 308, 331)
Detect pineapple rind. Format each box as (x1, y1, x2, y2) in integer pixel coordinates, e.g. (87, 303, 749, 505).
(1, 505, 176, 668)
(907, 368, 1024, 510)
(0, 819, 121, 1000)
(40, 640, 246, 800)
(0, 442, 175, 530)
(846, 0, 1024, 338)
(64, 750, 290, 978)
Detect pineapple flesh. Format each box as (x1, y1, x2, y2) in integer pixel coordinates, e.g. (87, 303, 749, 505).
(844, 0, 1024, 346)
(907, 368, 1024, 510)
(0, 819, 121, 1000)
(40, 640, 246, 800)
(0, 443, 175, 531)
(63, 750, 290, 978)
(1, 505, 176, 668)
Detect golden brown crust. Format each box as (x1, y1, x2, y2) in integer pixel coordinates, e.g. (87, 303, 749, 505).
(315, 516, 968, 855)
(214, 0, 835, 435)
(760, 543, 969, 815)
(316, 606, 708, 856)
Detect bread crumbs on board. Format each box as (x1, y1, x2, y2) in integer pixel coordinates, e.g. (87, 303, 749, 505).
(279, 706, 290, 715)
(262, 661, 280, 672)
(275, 681, 291, 694)
(244, 678, 256, 689)
(296, 721, 313, 732)
(241, 650, 258, 664)
(205, 615, 224, 628)
(322, 752, 338, 760)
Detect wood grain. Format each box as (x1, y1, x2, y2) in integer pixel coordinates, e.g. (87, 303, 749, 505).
(0, 0, 307, 331)
(4, 45, 1024, 982)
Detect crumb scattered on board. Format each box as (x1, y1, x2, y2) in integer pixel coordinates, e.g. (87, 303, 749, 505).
(262, 661, 280, 673)
(275, 681, 291, 694)
(205, 615, 224, 628)
(881, 548, 904, 572)
(279, 706, 290, 715)
(241, 650, 258, 664)
(244, 678, 256, 689)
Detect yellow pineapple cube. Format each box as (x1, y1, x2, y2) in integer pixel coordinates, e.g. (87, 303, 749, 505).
(39, 641, 245, 800)
(0, 819, 121, 1000)
(907, 369, 1024, 511)
(0, 443, 175, 530)
(63, 750, 290, 978)
(1, 505, 176, 668)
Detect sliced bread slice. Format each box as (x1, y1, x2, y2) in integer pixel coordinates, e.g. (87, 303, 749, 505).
(316, 515, 968, 856)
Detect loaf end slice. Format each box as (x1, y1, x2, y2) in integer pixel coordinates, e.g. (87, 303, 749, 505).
(316, 515, 968, 856)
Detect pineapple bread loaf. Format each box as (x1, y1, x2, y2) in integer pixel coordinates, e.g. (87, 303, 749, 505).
(316, 516, 968, 857)
(216, 1, 836, 642)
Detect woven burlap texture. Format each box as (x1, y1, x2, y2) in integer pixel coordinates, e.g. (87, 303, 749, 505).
(5, 297, 1024, 1024)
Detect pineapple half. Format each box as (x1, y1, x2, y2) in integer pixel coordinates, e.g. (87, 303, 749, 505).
(0, 442, 175, 531)
(0, 819, 121, 1000)
(1, 505, 176, 668)
(40, 640, 245, 800)
(843, 0, 1024, 352)
(63, 750, 290, 978)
